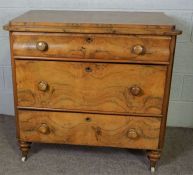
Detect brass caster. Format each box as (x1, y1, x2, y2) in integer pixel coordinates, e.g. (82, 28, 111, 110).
(150, 166, 155, 173)
(21, 156, 27, 162)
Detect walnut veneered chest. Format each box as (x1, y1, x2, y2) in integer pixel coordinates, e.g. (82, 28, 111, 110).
(4, 10, 181, 172)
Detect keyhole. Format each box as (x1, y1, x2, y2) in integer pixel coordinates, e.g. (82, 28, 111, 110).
(86, 37, 93, 43)
(85, 117, 91, 122)
(85, 67, 92, 72)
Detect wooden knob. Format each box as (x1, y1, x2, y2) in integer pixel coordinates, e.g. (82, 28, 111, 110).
(36, 41, 48, 51)
(38, 81, 48, 92)
(132, 45, 145, 55)
(127, 128, 138, 139)
(38, 124, 50, 134)
(130, 85, 142, 96)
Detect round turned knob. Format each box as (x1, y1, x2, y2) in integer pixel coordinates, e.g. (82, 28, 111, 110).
(132, 45, 145, 55)
(38, 124, 50, 134)
(38, 81, 49, 92)
(127, 128, 138, 139)
(130, 85, 142, 96)
(36, 41, 48, 51)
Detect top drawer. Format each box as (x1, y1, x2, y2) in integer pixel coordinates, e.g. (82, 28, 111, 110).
(12, 32, 171, 63)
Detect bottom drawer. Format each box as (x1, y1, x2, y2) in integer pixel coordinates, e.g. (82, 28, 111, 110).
(18, 110, 161, 149)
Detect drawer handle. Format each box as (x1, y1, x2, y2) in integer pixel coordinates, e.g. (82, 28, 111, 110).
(127, 128, 138, 139)
(38, 81, 49, 92)
(132, 45, 145, 55)
(38, 124, 50, 135)
(36, 41, 48, 51)
(130, 85, 142, 96)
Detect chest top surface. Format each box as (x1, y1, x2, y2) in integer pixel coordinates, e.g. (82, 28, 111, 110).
(4, 10, 181, 35)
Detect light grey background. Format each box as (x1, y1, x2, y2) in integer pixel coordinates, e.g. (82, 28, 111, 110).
(0, 0, 193, 127)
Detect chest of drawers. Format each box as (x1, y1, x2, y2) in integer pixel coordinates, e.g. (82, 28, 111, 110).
(4, 10, 181, 172)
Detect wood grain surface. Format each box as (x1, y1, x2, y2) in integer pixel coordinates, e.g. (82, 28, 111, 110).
(12, 32, 171, 63)
(16, 60, 166, 115)
(18, 110, 161, 149)
(3, 10, 182, 169)
(4, 10, 182, 35)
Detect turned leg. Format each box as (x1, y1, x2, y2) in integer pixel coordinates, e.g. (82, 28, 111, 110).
(147, 150, 161, 173)
(19, 141, 32, 162)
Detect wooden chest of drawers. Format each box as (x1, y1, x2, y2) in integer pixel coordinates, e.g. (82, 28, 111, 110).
(4, 10, 181, 172)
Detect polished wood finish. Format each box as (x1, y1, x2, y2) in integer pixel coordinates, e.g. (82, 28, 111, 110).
(159, 35, 177, 149)
(19, 141, 31, 158)
(130, 85, 142, 96)
(9, 33, 20, 138)
(4, 10, 181, 35)
(38, 80, 49, 92)
(132, 45, 145, 55)
(12, 33, 171, 63)
(147, 150, 161, 169)
(36, 41, 48, 51)
(38, 123, 50, 135)
(19, 110, 161, 149)
(4, 10, 181, 171)
(16, 60, 166, 115)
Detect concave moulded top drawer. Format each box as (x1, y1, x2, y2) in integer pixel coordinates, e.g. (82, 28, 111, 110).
(12, 32, 171, 63)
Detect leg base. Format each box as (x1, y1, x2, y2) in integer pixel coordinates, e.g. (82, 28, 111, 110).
(147, 150, 161, 173)
(19, 141, 31, 162)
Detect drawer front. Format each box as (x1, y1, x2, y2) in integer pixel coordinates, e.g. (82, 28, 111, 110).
(18, 110, 161, 149)
(13, 33, 171, 62)
(16, 60, 166, 115)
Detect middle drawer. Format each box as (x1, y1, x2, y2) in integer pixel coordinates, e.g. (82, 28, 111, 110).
(16, 60, 166, 115)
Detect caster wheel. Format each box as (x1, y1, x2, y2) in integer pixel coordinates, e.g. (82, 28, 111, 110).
(150, 167, 155, 173)
(21, 156, 27, 162)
